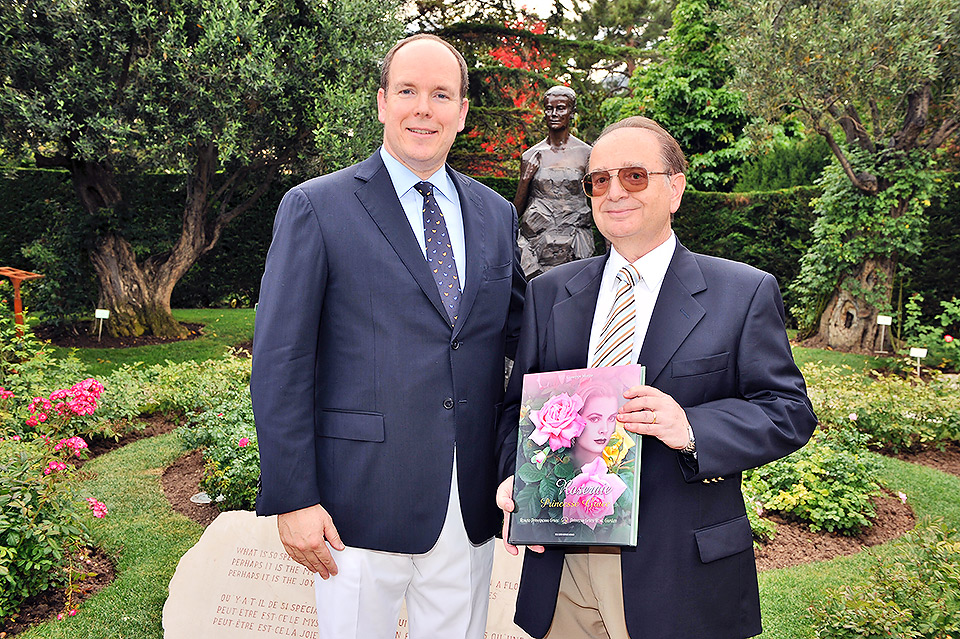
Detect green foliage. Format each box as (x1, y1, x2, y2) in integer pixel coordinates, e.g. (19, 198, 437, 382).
(603, 0, 750, 190)
(744, 492, 777, 546)
(0, 436, 92, 623)
(0, 0, 401, 175)
(723, 0, 960, 155)
(810, 519, 960, 638)
(902, 176, 960, 323)
(897, 293, 960, 371)
(804, 362, 960, 453)
(743, 427, 883, 534)
(178, 386, 258, 510)
(675, 187, 818, 317)
(0, 0, 403, 335)
(734, 133, 832, 191)
(788, 150, 935, 334)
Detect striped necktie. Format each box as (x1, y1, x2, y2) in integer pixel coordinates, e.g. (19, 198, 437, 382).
(592, 264, 642, 367)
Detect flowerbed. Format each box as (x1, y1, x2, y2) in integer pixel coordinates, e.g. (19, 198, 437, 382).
(0, 310, 255, 626)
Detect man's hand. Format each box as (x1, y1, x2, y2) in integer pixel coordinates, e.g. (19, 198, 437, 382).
(496, 476, 544, 556)
(618, 385, 692, 450)
(277, 503, 345, 579)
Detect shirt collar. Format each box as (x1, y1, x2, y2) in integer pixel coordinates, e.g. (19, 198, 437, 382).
(379, 147, 456, 203)
(609, 233, 677, 292)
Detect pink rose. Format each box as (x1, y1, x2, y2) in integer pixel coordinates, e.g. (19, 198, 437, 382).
(238, 437, 249, 448)
(562, 457, 627, 530)
(529, 393, 586, 451)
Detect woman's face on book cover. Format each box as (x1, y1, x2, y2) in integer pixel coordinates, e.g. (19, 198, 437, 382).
(576, 394, 618, 458)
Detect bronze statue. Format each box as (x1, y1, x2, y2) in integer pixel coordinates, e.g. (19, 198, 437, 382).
(513, 86, 594, 277)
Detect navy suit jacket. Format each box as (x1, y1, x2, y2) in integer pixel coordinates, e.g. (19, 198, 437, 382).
(498, 244, 816, 639)
(251, 150, 525, 553)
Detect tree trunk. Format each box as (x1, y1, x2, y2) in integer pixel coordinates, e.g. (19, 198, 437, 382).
(816, 256, 897, 353)
(89, 234, 188, 338)
(65, 147, 277, 338)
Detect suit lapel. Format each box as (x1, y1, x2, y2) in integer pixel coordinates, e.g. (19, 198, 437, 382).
(449, 169, 483, 335)
(354, 154, 449, 321)
(639, 244, 706, 384)
(551, 257, 606, 370)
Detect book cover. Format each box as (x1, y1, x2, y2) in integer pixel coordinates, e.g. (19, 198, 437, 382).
(508, 364, 645, 547)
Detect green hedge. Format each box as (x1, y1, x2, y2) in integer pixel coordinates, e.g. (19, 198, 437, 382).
(1, 170, 956, 325)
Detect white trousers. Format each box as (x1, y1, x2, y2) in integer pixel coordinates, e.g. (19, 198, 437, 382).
(314, 457, 495, 639)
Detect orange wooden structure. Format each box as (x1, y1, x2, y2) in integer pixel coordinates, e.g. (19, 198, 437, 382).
(0, 267, 44, 333)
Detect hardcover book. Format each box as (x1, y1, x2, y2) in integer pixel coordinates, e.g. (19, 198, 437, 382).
(508, 364, 645, 547)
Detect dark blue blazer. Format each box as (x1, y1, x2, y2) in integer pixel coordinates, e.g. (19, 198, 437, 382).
(251, 150, 525, 553)
(497, 244, 816, 639)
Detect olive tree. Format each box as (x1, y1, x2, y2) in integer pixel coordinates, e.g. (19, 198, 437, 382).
(0, 0, 401, 336)
(720, 0, 959, 351)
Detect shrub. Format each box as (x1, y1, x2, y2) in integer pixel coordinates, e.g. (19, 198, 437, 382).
(0, 430, 106, 624)
(896, 293, 960, 372)
(811, 519, 960, 638)
(743, 426, 883, 534)
(804, 362, 960, 453)
(176, 385, 258, 510)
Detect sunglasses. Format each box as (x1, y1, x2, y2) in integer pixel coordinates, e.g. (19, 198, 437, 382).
(581, 166, 672, 198)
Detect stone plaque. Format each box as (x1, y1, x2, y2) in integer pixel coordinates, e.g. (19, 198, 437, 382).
(164, 511, 532, 639)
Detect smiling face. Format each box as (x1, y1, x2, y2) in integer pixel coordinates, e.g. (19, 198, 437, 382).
(377, 39, 469, 179)
(589, 127, 686, 262)
(573, 394, 619, 464)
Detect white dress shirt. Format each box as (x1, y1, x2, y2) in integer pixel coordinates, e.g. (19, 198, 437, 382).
(380, 147, 467, 288)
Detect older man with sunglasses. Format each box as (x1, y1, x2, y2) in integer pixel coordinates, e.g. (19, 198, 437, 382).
(495, 116, 816, 639)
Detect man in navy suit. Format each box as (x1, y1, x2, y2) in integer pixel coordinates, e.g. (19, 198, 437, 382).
(251, 34, 525, 638)
(496, 116, 816, 638)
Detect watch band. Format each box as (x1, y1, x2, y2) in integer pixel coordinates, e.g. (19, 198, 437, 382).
(680, 423, 696, 454)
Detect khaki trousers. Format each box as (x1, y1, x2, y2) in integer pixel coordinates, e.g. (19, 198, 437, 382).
(544, 548, 631, 639)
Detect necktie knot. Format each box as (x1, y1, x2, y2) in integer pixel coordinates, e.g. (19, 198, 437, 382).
(414, 181, 434, 198)
(617, 264, 642, 289)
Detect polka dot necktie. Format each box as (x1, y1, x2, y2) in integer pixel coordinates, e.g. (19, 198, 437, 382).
(592, 264, 642, 367)
(414, 181, 461, 326)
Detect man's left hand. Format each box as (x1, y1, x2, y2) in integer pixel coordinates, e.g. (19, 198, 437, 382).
(618, 385, 691, 450)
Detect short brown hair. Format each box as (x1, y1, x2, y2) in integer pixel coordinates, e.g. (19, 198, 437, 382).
(595, 116, 687, 175)
(380, 34, 469, 100)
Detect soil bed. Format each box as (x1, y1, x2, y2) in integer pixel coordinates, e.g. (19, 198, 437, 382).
(33, 322, 204, 350)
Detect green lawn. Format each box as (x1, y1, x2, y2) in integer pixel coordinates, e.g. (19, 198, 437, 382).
(48, 309, 255, 378)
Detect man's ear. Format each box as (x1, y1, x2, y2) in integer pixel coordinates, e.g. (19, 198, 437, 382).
(376, 88, 387, 125)
(456, 98, 469, 132)
(669, 172, 686, 214)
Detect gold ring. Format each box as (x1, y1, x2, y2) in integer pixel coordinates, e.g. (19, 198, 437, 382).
(651, 410, 657, 424)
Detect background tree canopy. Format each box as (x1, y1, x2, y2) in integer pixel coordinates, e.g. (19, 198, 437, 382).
(0, 0, 402, 337)
(720, 0, 960, 351)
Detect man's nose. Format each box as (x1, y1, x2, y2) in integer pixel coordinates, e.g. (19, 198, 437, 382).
(414, 94, 432, 117)
(605, 172, 629, 200)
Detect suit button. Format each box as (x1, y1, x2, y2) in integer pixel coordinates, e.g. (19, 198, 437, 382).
(451, 340, 461, 350)
(443, 398, 454, 410)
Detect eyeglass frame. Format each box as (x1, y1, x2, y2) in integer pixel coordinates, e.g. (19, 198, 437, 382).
(581, 166, 673, 198)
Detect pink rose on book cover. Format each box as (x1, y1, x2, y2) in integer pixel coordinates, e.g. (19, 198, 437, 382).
(563, 457, 627, 529)
(529, 392, 586, 451)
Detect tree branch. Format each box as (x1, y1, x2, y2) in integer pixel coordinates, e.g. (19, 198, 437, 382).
(890, 85, 930, 151)
(924, 118, 959, 152)
(814, 123, 878, 194)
